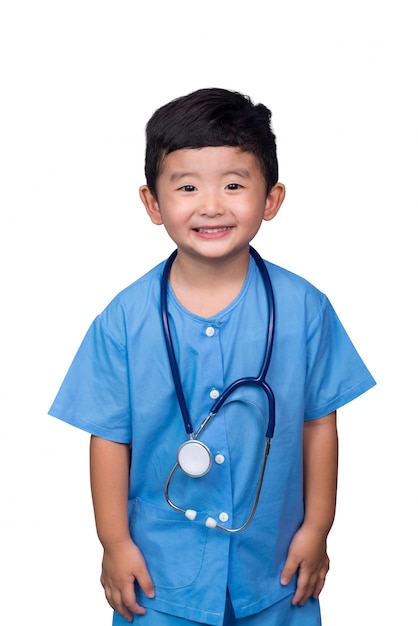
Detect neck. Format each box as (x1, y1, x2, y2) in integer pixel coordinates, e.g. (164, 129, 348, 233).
(168, 249, 251, 317)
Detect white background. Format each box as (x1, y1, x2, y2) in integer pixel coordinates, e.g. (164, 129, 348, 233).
(1, 1, 416, 624)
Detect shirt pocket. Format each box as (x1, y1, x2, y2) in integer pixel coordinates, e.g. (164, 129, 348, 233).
(129, 497, 209, 589)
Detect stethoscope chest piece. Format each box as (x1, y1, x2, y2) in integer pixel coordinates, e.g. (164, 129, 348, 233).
(177, 440, 212, 477)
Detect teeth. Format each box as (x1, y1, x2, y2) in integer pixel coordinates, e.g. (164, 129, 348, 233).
(197, 227, 231, 233)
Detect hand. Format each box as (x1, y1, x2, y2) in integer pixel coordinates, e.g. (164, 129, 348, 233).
(280, 525, 330, 606)
(100, 538, 155, 622)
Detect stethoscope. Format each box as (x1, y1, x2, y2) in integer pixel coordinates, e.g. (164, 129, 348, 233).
(161, 246, 276, 533)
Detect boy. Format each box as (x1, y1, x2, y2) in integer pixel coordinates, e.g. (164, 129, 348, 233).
(49, 88, 376, 626)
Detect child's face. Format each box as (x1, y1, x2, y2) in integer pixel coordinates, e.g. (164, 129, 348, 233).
(140, 146, 285, 265)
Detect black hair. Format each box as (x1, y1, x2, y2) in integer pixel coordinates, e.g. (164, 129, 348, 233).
(144, 88, 279, 197)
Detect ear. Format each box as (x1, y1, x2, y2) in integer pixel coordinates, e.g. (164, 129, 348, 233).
(263, 183, 286, 222)
(139, 185, 164, 225)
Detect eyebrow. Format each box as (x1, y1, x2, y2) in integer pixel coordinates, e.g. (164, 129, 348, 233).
(223, 168, 251, 178)
(169, 172, 195, 183)
(169, 168, 251, 183)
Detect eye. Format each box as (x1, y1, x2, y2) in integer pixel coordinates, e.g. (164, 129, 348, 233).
(225, 183, 243, 190)
(180, 185, 197, 192)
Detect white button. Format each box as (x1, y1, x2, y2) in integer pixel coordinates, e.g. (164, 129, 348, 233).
(209, 388, 220, 400)
(205, 326, 215, 337)
(219, 512, 229, 522)
(215, 454, 225, 465)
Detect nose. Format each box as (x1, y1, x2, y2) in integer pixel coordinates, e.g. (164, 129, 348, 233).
(198, 190, 225, 217)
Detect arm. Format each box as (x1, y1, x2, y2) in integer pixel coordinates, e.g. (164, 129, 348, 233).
(280, 411, 338, 605)
(90, 436, 155, 622)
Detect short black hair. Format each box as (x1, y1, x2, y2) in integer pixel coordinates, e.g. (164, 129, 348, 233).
(144, 88, 279, 197)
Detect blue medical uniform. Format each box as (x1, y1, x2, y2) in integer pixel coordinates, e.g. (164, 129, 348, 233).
(49, 255, 376, 626)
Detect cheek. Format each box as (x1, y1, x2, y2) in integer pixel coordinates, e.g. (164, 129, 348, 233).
(159, 209, 188, 233)
(242, 201, 266, 224)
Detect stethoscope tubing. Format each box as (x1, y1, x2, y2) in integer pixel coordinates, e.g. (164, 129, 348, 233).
(160, 250, 194, 434)
(160, 246, 276, 439)
(161, 246, 277, 532)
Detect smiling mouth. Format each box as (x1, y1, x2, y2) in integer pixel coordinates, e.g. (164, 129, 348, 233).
(195, 226, 233, 234)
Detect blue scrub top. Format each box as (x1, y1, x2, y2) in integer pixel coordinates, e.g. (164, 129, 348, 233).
(49, 254, 376, 625)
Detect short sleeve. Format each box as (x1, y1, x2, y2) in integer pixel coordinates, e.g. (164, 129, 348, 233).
(304, 296, 376, 419)
(48, 313, 132, 443)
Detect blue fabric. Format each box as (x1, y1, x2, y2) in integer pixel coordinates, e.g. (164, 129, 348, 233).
(112, 592, 321, 625)
(49, 255, 375, 625)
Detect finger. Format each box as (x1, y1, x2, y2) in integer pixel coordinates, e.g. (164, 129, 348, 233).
(106, 592, 146, 621)
(313, 559, 330, 598)
(103, 585, 136, 623)
(312, 573, 326, 599)
(291, 569, 315, 606)
(120, 586, 147, 617)
(136, 571, 155, 599)
(280, 556, 299, 586)
(133, 560, 155, 599)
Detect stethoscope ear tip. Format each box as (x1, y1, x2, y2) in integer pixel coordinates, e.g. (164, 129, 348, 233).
(205, 517, 217, 528)
(185, 509, 197, 521)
